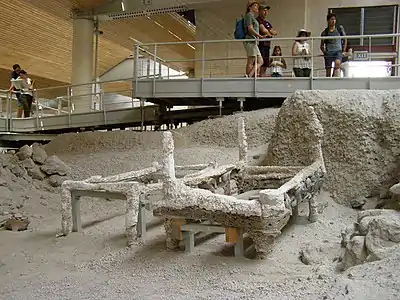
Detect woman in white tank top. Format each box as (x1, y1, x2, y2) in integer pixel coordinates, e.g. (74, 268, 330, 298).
(292, 29, 312, 77)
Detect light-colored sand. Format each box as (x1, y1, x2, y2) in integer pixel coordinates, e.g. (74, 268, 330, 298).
(1, 186, 399, 299)
(1, 107, 399, 299)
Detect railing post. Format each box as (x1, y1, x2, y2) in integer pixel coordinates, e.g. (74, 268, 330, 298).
(201, 42, 205, 96)
(6, 91, 10, 131)
(99, 82, 104, 110)
(0, 92, 3, 117)
(133, 44, 139, 99)
(34, 89, 39, 129)
(310, 36, 314, 89)
(368, 36, 372, 62)
(153, 44, 157, 97)
(67, 86, 71, 127)
(140, 98, 144, 131)
(254, 38, 257, 97)
(101, 82, 107, 125)
(57, 97, 62, 115)
(396, 32, 400, 76)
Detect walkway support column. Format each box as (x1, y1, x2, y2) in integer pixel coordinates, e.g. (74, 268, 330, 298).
(71, 18, 94, 113)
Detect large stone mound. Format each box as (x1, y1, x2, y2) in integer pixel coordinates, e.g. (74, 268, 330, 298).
(262, 90, 400, 206)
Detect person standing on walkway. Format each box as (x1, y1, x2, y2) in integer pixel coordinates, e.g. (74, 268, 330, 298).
(320, 13, 347, 77)
(243, 1, 264, 77)
(257, 5, 277, 77)
(292, 29, 312, 77)
(9, 64, 23, 117)
(17, 70, 34, 118)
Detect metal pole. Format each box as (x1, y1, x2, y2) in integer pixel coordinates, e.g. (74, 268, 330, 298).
(101, 83, 107, 125)
(310, 36, 314, 89)
(153, 44, 157, 96)
(94, 18, 99, 81)
(254, 39, 257, 97)
(8, 92, 12, 131)
(368, 36, 372, 61)
(6, 92, 10, 131)
(360, 8, 365, 46)
(35, 90, 39, 129)
(201, 42, 205, 95)
(133, 44, 139, 99)
(67, 86, 71, 127)
(140, 98, 144, 131)
(396, 9, 400, 76)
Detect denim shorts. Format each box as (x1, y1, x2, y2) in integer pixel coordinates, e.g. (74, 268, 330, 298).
(324, 51, 342, 68)
(16, 93, 23, 108)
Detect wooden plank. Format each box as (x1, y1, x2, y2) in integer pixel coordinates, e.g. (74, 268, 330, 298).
(225, 227, 239, 243)
(172, 218, 185, 240)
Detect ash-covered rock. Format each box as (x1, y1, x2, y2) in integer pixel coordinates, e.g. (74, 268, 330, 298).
(0, 144, 69, 191)
(338, 209, 400, 271)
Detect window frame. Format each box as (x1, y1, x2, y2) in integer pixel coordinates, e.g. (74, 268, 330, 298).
(328, 5, 399, 46)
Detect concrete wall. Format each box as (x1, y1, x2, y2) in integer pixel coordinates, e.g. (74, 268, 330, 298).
(194, 0, 399, 77)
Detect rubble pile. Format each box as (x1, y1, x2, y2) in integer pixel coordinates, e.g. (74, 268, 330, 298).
(0, 143, 69, 189)
(339, 209, 400, 270)
(0, 143, 70, 223)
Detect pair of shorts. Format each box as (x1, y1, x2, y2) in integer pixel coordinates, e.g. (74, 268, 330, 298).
(16, 92, 23, 108)
(258, 46, 270, 67)
(324, 51, 342, 68)
(243, 41, 261, 57)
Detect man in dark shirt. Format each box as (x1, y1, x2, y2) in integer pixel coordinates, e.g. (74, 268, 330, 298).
(9, 64, 23, 117)
(257, 5, 277, 76)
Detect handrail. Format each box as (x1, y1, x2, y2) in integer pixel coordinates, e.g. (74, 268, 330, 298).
(24, 32, 398, 92)
(136, 33, 400, 46)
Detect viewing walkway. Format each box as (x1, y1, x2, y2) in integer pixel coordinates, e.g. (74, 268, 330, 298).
(0, 33, 399, 135)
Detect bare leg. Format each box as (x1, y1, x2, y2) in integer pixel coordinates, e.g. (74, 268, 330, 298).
(17, 108, 23, 118)
(248, 56, 264, 77)
(333, 59, 341, 77)
(246, 57, 255, 76)
(325, 68, 332, 77)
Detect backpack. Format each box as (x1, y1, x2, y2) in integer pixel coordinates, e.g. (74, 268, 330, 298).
(234, 17, 246, 39)
(322, 25, 344, 44)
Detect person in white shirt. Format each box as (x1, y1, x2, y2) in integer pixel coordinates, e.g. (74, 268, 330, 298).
(17, 70, 34, 118)
(269, 46, 286, 77)
(292, 29, 312, 77)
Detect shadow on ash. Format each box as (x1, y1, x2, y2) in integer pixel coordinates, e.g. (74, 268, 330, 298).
(60, 103, 326, 259)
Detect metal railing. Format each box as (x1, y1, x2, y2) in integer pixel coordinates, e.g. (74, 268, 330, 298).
(0, 33, 399, 132)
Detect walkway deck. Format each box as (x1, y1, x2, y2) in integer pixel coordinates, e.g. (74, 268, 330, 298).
(136, 77, 400, 101)
(1, 76, 399, 135)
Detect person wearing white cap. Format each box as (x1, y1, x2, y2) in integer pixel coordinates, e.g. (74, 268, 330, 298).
(292, 29, 312, 77)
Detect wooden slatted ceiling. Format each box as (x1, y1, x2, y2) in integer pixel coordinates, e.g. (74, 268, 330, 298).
(0, 0, 195, 92)
(0, 0, 130, 85)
